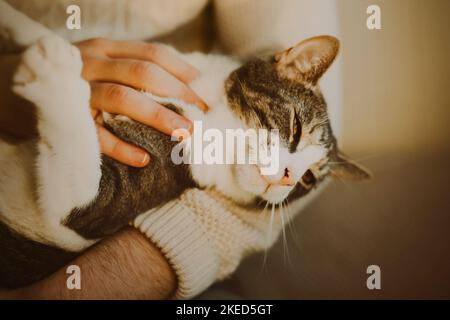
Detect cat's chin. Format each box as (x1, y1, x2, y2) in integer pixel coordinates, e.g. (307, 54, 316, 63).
(228, 182, 293, 206)
(260, 185, 294, 205)
(227, 165, 293, 206)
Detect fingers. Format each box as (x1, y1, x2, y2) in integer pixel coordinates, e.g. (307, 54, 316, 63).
(82, 57, 208, 112)
(96, 124, 150, 168)
(103, 41, 200, 84)
(77, 38, 208, 168)
(91, 83, 192, 138)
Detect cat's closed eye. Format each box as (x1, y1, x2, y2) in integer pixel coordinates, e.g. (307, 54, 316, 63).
(290, 111, 302, 152)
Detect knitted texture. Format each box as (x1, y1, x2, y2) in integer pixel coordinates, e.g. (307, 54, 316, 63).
(134, 188, 300, 299)
(134, 199, 218, 298)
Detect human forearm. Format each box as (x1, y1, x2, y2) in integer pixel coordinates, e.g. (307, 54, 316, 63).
(0, 228, 176, 300)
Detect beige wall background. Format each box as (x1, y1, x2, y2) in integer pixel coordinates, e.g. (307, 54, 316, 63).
(338, 0, 450, 155)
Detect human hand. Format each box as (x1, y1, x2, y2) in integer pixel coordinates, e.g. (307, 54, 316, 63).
(76, 38, 208, 167)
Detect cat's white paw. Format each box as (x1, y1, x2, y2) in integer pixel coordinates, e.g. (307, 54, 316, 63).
(12, 35, 87, 106)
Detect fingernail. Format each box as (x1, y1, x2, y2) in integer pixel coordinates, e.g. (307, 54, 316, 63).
(172, 128, 191, 142)
(171, 116, 192, 132)
(199, 100, 209, 112)
(141, 153, 149, 165)
(133, 151, 149, 166)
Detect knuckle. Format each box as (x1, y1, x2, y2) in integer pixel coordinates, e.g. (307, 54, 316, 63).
(78, 38, 109, 56)
(149, 104, 166, 123)
(182, 85, 193, 97)
(143, 43, 162, 60)
(82, 56, 97, 69)
(87, 37, 108, 47)
(178, 85, 194, 100)
(111, 139, 122, 156)
(104, 84, 128, 104)
(130, 61, 154, 82)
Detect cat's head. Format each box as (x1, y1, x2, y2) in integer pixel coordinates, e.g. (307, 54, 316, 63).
(224, 35, 370, 205)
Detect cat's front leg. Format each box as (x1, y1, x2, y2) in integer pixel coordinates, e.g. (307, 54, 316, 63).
(13, 35, 101, 250)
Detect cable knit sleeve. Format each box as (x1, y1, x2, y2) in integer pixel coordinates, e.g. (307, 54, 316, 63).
(134, 197, 218, 299)
(133, 188, 296, 299)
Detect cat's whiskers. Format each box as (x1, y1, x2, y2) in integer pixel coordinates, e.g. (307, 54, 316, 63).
(283, 199, 299, 240)
(282, 199, 306, 259)
(262, 203, 276, 269)
(260, 200, 270, 270)
(257, 198, 269, 208)
(328, 167, 353, 191)
(280, 201, 292, 266)
(328, 152, 381, 166)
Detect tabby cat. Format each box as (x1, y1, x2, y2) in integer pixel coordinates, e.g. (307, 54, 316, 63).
(0, 1, 369, 288)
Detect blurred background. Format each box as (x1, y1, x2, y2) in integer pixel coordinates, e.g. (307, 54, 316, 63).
(164, 0, 450, 299)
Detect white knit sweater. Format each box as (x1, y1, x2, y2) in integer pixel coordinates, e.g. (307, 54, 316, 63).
(133, 187, 324, 299)
(3, 0, 341, 299)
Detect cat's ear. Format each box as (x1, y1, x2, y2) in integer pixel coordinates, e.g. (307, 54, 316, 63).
(329, 151, 372, 181)
(274, 35, 339, 85)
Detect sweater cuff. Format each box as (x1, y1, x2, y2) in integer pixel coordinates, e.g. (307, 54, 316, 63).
(133, 200, 218, 299)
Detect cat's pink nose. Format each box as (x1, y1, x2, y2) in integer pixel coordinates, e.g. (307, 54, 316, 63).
(276, 168, 295, 186)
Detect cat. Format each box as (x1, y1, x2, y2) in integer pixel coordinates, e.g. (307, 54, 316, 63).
(0, 1, 370, 288)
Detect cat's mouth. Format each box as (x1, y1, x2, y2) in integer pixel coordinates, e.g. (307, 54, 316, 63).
(234, 164, 297, 205)
(253, 168, 295, 204)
